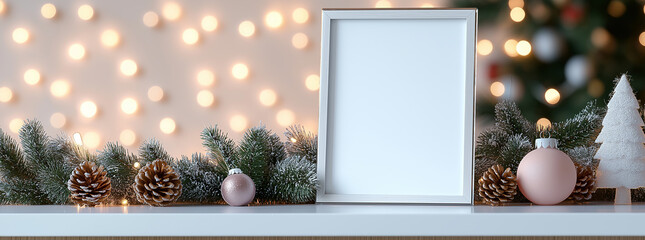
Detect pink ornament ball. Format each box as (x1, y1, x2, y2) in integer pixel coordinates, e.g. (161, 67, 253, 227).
(517, 147, 577, 205)
(221, 169, 256, 206)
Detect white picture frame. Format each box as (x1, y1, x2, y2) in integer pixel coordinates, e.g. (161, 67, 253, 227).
(317, 9, 477, 204)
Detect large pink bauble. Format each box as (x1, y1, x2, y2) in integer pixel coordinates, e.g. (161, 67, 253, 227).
(517, 140, 576, 205)
(221, 168, 256, 206)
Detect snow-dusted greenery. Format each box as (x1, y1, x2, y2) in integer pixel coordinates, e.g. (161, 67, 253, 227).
(0, 120, 317, 205)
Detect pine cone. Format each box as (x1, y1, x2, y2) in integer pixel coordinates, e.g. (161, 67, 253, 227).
(568, 164, 596, 202)
(478, 164, 517, 206)
(67, 161, 112, 207)
(133, 159, 182, 206)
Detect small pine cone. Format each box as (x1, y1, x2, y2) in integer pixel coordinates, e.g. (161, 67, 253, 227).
(68, 161, 112, 207)
(133, 159, 182, 206)
(478, 164, 517, 206)
(568, 164, 596, 202)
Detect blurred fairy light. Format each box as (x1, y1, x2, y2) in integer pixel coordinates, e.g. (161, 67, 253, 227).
(41, 3, 56, 19)
(265, 11, 284, 28)
(291, 33, 308, 49)
(78, 4, 94, 21)
(68, 43, 86, 60)
(120, 129, 137, 146)
(73, 133, 83, 146)
(120, 59, 138, 76)
(197, 70, 215, 86)
(510, 7, 525, 22)
(238, 21, 256, 37)
(12, 28, 29, 44)
(305, 74, 320, 91)
(162, 2, 182, 21)
(49, 113, 66, 129)
(489, 81, 505, 97)
(0, 0, 5, 15)
(159, 117, 176, 134)
(232, 63, 249, 80)
(375, 0, 392, 8)
(201, 16, 218, 32)
(503, 39, 519, 57)
(24, 69, 41, 85)
(588, 79, 605, 98)
(182, 28, 199, 45)
(121, 98, 139, 115)
(544, 88, 561, 105)
(80, 101, 98, 118)
(133, 162, 141, 169)
(508, 0, 524, 9)
(515, 40, 531, 56)
(536, 118, 551, 130)
(259, 89, 278, 106)
(607, 0, 626, 18)
(276, 109, 296, 127)
(9, 118, 23, 133)
(639, 32, 645, 46)
(421, 3, 435, 8)
(229, 115, 248, 132)
(83, 132, 100, 149)
(290, 137, 297, 143)
(292, 8, 309, 24)
(143, 11, 160, 28)
(101, 29, 120, 47)
(591, 28, 610, 48)
(0, 87, 13, 102)
(50, 80, 70, 97)
(121, 199, 129, 205)
(477, 39, 493, 56)
(147, 86, 164, 102)
(196, 90, 215, 107)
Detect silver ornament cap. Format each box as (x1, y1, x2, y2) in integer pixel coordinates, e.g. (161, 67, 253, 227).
(535, 138, 558, 149)
(228, 168, 243, 175)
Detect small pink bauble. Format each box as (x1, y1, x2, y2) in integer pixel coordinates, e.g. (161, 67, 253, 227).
(221, 168, 256, 206)
(517, 138, 576, 205)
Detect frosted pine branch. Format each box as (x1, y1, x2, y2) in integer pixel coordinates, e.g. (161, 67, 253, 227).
(139, 138, 172, 165)
(174, 153, 223, 203)
(284, 125, 317, 163)
(98, 142, 138, 204)
(201, 125, 237, 168)
(269, 156, 317, 203)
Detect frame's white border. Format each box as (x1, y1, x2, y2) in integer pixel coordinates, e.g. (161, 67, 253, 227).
(316, 9, 477, 204)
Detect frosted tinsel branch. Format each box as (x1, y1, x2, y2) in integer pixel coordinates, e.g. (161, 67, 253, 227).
(201, 125, 237, 168)
(550, 101, 604, 151)
(284, 125, 318, 163)
(236, 126, 280, 199)
(139, 138, 173, 165)
(98, 142, 138, 204)
(174, 153, 224, 203)
(269, 156, 317, 203)
(566, 146, 598, 169)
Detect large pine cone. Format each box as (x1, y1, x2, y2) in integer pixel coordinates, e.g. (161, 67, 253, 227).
(478, 164, 517, 206)
(133, 159, 182, 206)
(568, 164, 596, 202)
(68, 161, 112, 207)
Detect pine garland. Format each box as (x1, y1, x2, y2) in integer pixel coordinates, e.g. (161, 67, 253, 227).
(269, 156, 317, 203)
(284, 125, 318, 163)
(0, 119, 318, 206)
(98, 142, 138, 204)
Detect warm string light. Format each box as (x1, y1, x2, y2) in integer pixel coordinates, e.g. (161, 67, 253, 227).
(182, 28, 199, 45)
(80, 101, 98, 118)
(508, 0, 524, 8)
(77, 4, 94, 21)
(143, 11, 160, 28)
(197, 70, 215, 86)
(516, 40, 532, 56)
(201, 16, 218, 32)
(375, 0, 392, 8)
(292, 8, 309, 24)
(133, 162, 141, 169)
(50, 113, 67, 129)
(12, 28, 29, 44)
(101, 29, 120, 47)
(490, 81, 505, 97)
(196, 90, 215, 107)
(229, 115, 248, 132)
(536, 118, 551, 130)
(421, 3, 435, 8)
(544, 88, 561, 105)
(238, 21, 256, 37)
(290, 137, 297, 143)
(276, 109, 295, 127)
(305, 74, 320, 91)
(638, 32, 645, 47)
(83, 132, 101, 149)
(120, 59, 138, 76)
(607, 0, 626, 18)
(121, 199, 129, 205)
(148, 86, 164, 102)
(504, 39, 519, 57)
(265, 11, 284, 28)
(162, 2, 182, 21)
(0, 0, 5, 15)
(259, 89, 278, 106)
(121, 98, 139, 115)
(292, 33, 309, 49)
(41, 3, 57, 19)
(8, 118, 23, 133)
(68, 43, 86, 60)
(73, 132, 83, 145)
(23, 69, 41, 85)
(591, 28, 611, 48)
(0, 87, 13, 103)
(50, 80, 71, 98)
(232, 63, 249, 80)
(120, 129, 137, 146)
(510, 7, 525, 22)
(477, 39, 493, 56)
(159, 117, 176, 134)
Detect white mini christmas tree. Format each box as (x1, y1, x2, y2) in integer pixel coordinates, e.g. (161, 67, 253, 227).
(595, 74, 645, 205)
